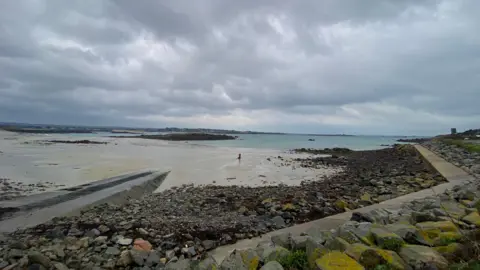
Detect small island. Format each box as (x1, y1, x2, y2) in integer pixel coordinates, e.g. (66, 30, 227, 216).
(115, 133, 237, 141)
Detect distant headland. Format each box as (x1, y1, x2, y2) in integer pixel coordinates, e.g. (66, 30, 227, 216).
(0, 122, 355, 136)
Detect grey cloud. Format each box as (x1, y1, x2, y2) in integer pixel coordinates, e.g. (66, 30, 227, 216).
(0, 0, 479, 134)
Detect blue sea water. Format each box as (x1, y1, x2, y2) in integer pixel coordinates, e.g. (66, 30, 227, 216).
(66, 132, 418, 151)
(195, 134, 411, 150)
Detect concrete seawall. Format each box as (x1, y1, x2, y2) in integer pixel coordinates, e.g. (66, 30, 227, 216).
(0, 170, 169, 233)
(209, 144, 477, 262)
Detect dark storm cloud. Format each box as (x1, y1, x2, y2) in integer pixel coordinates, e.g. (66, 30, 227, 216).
(0, 0, 479, 135)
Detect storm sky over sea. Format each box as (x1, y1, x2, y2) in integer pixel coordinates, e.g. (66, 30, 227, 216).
(0, 0, 479, 135)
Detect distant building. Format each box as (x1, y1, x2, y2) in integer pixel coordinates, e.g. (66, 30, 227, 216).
(451, 128, 457, 135)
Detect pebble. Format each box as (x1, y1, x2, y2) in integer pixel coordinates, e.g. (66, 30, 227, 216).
(105, 247, 121, 256)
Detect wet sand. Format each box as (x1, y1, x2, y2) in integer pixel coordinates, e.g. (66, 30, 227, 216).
(0, 131, 340, 195)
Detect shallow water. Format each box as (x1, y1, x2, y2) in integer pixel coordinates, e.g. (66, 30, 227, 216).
(0, 131, 340, 194)
(66, 132, 417, 150)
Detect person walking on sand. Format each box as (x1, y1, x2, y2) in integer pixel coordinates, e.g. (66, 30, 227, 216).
(237, 153, 242, 161)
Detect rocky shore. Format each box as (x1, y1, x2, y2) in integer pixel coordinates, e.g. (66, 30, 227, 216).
(292, 147, 353, 156)
(0, 145, 447, 269)
(209, 178, 480, 270)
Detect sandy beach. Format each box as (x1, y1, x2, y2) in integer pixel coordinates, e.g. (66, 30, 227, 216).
(0, 131, 339, 195)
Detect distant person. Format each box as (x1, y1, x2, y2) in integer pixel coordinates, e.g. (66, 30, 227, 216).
(237, 153, 242, 161)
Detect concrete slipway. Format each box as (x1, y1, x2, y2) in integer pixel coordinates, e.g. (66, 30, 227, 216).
(0, 170, 169, 233)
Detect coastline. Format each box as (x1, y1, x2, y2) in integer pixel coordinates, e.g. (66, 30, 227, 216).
(1, 131, 473, 269)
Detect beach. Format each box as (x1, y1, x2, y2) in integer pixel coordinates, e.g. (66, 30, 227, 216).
(0, 131, 339, 197)
(1, 131, 468, 269)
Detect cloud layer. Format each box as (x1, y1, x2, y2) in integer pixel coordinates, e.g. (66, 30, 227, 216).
(1, 0, 479, 135)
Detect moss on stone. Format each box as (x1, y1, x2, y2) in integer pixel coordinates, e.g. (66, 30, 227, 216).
(335, 199, 348, 210)
(239, 249, 260, 270)
(315, 251, 365, 270)
(361, 193, 372, 202)
(433, 242, 464, 258)
(262, 198, 273, 204)
(462, 211, 480, 227)
(416, 221, 460, 237)
(346, 243, 409, 270)
(359, 249, 388, 270)
(370, 227, 405, 252)
(432, 231, 463, 246)
(282, 203, 296, 211)
(378, 237, 404, 252)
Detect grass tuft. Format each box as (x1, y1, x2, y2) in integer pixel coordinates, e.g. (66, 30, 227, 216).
(441, 139, 480, 153)
(277, 250, 309, 270)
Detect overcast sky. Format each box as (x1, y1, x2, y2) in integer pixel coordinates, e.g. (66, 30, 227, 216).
(0, 0, 479, 135)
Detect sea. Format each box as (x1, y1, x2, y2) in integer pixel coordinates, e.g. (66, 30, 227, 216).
(66, 132, 421, 151)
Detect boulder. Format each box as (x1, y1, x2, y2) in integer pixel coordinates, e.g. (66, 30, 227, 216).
(436, 201, 466, 220)
(220, 249, 259, 270)
(336, 225, 361, 244)
(195, 256, 219, 270)
(304, 228, 334, 244)
(351, 209, 391, 225)
(345, 243, 410, 270)
(261, 246, 290, 263)
(290, 236, 309, 250)
(239, 249, 261, 269)
(315, 251, 364, 270)
(350, 223, 375, 246)
(306, 237, 329, 269)
(431, 231, 463, 247)
(415, 221, 459, 240)
(399, 245, 448, 270)
(345, 243, 371, 261)
(260, 261, 284, 270)
(28, 251, 52, 268)
(370, 226, 405, 251)
(271, 233, 290, 248)
(410, 211, 440, 223)
(324, 237, 350, 251)
(385, 223, 431, 246)
(462, 211, 480, 226)
(434, 243, 465, 261)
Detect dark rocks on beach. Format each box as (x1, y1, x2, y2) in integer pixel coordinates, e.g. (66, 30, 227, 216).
(397, 138, 431, 143)
(0, 178, 65, 201)
(293, 147, 354, 155)
(45, 140, 108, 145)
(120, 133, 237, 141)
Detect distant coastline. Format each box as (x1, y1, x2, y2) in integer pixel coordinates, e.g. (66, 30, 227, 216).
(0, 122, 351, 136)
